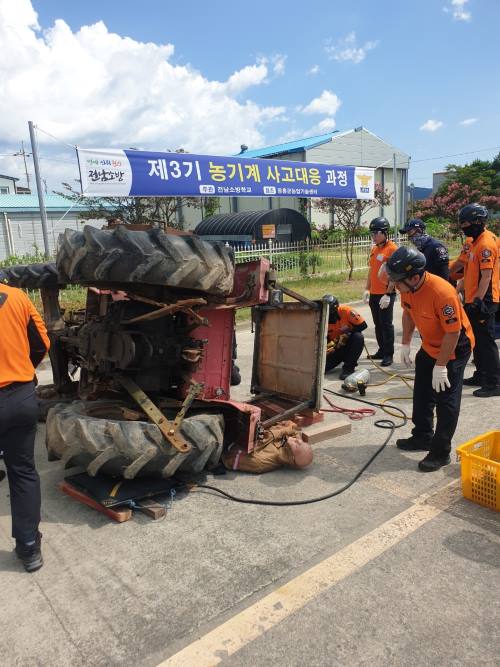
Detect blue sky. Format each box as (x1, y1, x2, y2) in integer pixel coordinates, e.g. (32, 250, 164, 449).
(1, 0, 499, 190)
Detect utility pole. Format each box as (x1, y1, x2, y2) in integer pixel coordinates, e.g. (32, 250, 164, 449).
(14, 141, 31, 191)
(28, 121, 51, 258)
(393, 152, 399, 244)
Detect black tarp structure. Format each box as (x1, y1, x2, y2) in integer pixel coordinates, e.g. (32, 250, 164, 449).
(194, 208, 311, 245)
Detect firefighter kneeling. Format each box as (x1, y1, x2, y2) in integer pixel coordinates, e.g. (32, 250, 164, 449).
(323, 295, 367, 380)
(386, 247, 475, 472)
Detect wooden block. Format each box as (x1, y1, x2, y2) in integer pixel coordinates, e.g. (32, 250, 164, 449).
(136, 498, 166, 520)
(300, 416, 351, 445)
(58, 481, 132, 523)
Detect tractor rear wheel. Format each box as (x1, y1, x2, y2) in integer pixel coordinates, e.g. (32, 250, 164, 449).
(56, 225, 234, 295)
(0, 262, 60, 289)
(46, 400, 224, 479)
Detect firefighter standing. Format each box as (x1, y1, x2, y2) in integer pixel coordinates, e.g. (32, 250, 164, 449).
(399, 218, 449, 280)
(386, 247, 474, 472)
(0, 277, 50, 572)
(324, 295, 367, 379)
(453, 204, 500, 397)
(363, 217, 398, 366)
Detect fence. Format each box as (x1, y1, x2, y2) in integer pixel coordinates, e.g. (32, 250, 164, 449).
(233, 236, 463, 280)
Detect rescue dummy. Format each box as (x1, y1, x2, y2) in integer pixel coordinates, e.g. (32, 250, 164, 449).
(222, 428, 313, 474)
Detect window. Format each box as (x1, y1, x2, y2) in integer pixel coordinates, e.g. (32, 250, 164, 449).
(0, 186, 10, 194)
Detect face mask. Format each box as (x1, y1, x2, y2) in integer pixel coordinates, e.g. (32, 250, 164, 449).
(462, 223, 484, 240)
(412, 234, 429, 249)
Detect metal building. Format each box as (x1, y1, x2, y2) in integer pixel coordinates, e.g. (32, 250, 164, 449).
(195, 208, 311, 246)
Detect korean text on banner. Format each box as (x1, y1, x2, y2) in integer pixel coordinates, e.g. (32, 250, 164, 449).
(77, 148, 375, 200)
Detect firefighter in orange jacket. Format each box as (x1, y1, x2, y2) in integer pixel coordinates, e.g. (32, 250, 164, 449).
(324, 295, 367, 379)
(0, 276, 50, 572)
(452, 204, 500, 396)
(386, 247, 474, 472)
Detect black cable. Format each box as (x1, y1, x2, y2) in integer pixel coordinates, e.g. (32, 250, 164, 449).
(189, 392, 407, 507)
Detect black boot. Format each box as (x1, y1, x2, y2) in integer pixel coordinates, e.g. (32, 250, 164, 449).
(15, 532, 43, 573)
(463, 374, 483, 387)
(380, 357, 393, 367)
(367, 350, 383, 360)
(396, 435, 432, 451)
(418, 453, 451, 472)
(472, 386, 500, 398)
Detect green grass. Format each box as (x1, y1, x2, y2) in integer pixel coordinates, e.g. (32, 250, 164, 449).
(235, 269, 368, 323)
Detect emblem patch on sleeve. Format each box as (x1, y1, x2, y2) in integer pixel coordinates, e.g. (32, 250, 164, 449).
(442, 304, 455, 317)
(481, 248, 492, 259)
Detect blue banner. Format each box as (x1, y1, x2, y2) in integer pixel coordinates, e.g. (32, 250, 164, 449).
(77, 148, 375, 200)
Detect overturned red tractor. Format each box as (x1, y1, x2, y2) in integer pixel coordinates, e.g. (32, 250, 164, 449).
(2, 224, 327, 479)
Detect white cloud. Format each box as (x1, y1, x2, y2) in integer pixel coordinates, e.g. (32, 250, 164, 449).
(270, 54, 287, 76)
(308, 64, 320, 75)
(420, 119, 444, 132)
(325, 32, 379, 64)
(301, 90, 342, 116)
(0, 0, 287, 188)
(459, 117, 478, 126)
(443, 0, 471, 21)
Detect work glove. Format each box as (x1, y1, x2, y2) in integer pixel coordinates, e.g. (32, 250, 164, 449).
(362, 289, 370, 304)
(379, 294, 391, 310)
(400, 344, 412, 368)
(432, 365, 450, 393)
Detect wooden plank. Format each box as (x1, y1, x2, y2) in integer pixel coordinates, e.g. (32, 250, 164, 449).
(58, 481, 133, 523)
(300, 416, 351, 445)
(136, 498, 167, 520)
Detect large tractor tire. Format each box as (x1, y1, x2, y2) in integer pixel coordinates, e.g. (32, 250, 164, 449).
(0, 262, 60, 289)
(46, 400, 224, 479)
(56, 225, 234, 295)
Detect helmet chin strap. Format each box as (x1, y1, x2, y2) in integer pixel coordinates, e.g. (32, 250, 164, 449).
(375, 233, 388, 247)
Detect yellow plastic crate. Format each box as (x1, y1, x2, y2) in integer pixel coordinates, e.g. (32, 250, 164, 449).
(456, 431, 500, 511)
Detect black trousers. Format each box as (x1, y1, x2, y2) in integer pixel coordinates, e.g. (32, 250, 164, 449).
(412, 348, 470, 457)
(0, 381, 40, 544)
(325, 332, 364, 372)
(467, 303, 500, 388)
(369, 293, 395, 358)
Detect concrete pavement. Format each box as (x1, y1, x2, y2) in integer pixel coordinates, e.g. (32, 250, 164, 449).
(0, 300, 499, 667)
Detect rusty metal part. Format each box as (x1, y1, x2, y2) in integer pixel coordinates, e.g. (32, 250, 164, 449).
(123, 298, 207, 324)
(116, 375, 192, 454)
(276, 283, 319, 308)
(260, 400, 311, 428)
(181, 348, 203, 363)
(172, 382, 204, 431)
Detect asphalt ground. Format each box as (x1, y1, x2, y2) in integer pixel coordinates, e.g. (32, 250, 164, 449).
(0, 300, 499, 667)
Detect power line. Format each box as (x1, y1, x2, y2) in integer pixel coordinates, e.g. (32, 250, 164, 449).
(411, 146, 500, 163)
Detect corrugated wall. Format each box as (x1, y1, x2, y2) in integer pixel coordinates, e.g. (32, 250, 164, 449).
(0, 214, 104, 260)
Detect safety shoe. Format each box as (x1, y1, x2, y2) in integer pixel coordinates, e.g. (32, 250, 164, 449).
(339, 367, 355, 381)
(396, 435, 432, 451)
(380, 357, 393, 367)
(472, 386, 500, 398)
(367, 351, 383, 360)
(463, 375, 483, 387)
(418, 453, 451, 472)
(15, 532, 43, 573)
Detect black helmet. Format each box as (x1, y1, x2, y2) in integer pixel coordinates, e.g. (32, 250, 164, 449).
(458, 203, 488, 225)
(369, 216, 390, 233)
(386, 247, 426, 282)
(400, 218, 426, 234)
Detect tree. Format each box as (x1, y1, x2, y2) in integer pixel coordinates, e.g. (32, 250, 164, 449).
(313, 184, 393, 279)
(415, 182, 500, 234)
(437, 157, 500, 197)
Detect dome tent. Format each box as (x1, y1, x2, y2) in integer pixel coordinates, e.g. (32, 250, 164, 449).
(194, 208, 310, 246)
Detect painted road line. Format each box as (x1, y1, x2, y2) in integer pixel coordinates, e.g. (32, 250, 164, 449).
(158, 481, 460, 667)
